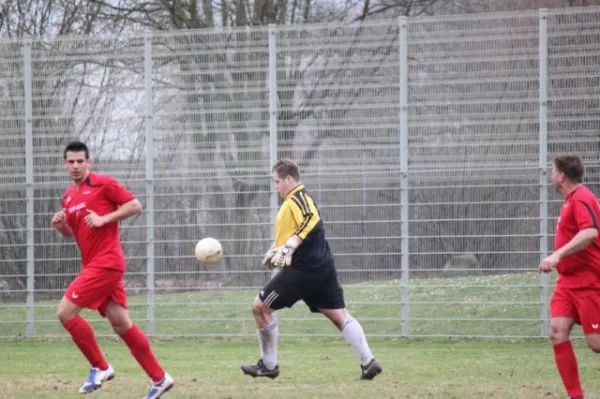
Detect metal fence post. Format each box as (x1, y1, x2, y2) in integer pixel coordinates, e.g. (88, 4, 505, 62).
(144, 32, 156, 336)
(538, 8, 550, 338)
(267, 24, 281, 309)
(22, 40, 35, 338)
(268, 24, 278, 219)
(399, 16, 410, 337)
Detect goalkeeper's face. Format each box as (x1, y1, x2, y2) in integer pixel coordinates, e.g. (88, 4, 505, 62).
(272, 172, 294, 199)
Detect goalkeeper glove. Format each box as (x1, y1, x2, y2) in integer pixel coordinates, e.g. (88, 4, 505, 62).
(270, 244, 296, 268)
(261, 244, 279, 269)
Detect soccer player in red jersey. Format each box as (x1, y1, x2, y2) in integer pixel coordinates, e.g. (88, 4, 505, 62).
(52, 141, 174, 398)
(538, 154, 600, 399)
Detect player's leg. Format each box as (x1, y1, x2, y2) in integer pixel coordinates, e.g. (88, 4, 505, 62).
(57, 296, 109, 372)
(242, 295, 280, 378)
(59, 268, 115, 393)
(101, 283, 174, 399)
(549, 287, 582, 399)
(577, 288, 600, 354)
(309, 265, 382, 380)
(318, 308, 381, 379)
(241, 268, 307, 379)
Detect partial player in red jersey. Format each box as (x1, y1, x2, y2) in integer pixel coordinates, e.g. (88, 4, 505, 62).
(52, 141, 174, 398)
(538, 154, 600, 399)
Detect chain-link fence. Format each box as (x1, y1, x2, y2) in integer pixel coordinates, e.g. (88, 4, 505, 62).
(0, 7, 599, 338)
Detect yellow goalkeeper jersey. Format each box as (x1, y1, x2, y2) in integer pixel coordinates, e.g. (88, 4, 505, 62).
(274, 184, 333, 269)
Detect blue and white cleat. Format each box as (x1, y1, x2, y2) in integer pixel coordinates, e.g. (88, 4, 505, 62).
(142, 373, 175, 399)
(78, 365, 115, 394)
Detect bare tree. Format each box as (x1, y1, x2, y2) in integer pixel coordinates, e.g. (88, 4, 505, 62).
(1, 0, 599, 296)
(0, 1, 146, 297)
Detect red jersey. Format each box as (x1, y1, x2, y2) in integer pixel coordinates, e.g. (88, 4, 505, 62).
(554, 185, 600, 289)
(62, 173, 135, 270)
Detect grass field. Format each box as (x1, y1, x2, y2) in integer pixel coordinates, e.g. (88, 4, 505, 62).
(2, 337, 600, 398)
(3, 272, 598, 398)
(0, 272, 562, 338)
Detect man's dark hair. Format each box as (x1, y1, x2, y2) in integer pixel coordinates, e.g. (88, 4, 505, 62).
(63, 141, 89, 160)
(552, 154, 584, 183)
(272, 158, 301, 180)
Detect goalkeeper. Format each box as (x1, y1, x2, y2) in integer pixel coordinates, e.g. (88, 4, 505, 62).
(241, 158, 383, 381)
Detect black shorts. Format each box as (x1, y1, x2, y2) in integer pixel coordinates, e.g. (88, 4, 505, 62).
(258, 261, 345, 313)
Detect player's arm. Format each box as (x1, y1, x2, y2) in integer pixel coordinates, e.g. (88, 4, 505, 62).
(56, 224, 74, 237)
(539, 198, 599, 272)
(101, 198, 142, 224)
(554, 228, 598, 260)
(51, 210, 74, 237)
(271, 193, 320, 267)
(539, 228, 598, 273)
(86, 178, 142, 227)
(85, 198, 142, 228)
(557, 197, 600, 259)
(287, 192, 320, 247)
(284, 234, 303, 249)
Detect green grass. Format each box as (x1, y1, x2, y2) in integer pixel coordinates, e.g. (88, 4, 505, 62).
(2, 337, 600, 398)
(0, 271, 561, 338)
(1, 272, 597, 398)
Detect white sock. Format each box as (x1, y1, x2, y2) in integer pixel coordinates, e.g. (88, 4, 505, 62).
(258, 320, 278, 369)
(341, 318, 374, 366)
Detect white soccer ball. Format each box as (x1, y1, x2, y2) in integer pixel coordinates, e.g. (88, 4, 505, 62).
(194, 237, 223, 264)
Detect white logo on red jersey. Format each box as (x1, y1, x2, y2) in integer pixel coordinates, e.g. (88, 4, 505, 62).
(67, 202, 86, 214)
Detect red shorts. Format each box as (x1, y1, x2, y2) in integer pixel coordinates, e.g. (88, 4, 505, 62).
(64, 267, 128, 317)
(550, 286, 600, 334)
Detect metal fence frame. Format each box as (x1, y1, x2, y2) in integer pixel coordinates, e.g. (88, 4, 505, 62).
(3, 7, 599, 338)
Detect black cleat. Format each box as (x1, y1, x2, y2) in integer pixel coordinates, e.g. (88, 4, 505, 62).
(241, 359, 280, 379)
(359, 358, 383, 380)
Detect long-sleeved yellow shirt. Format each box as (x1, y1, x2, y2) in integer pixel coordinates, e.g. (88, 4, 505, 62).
(274, 184, 333, 269)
